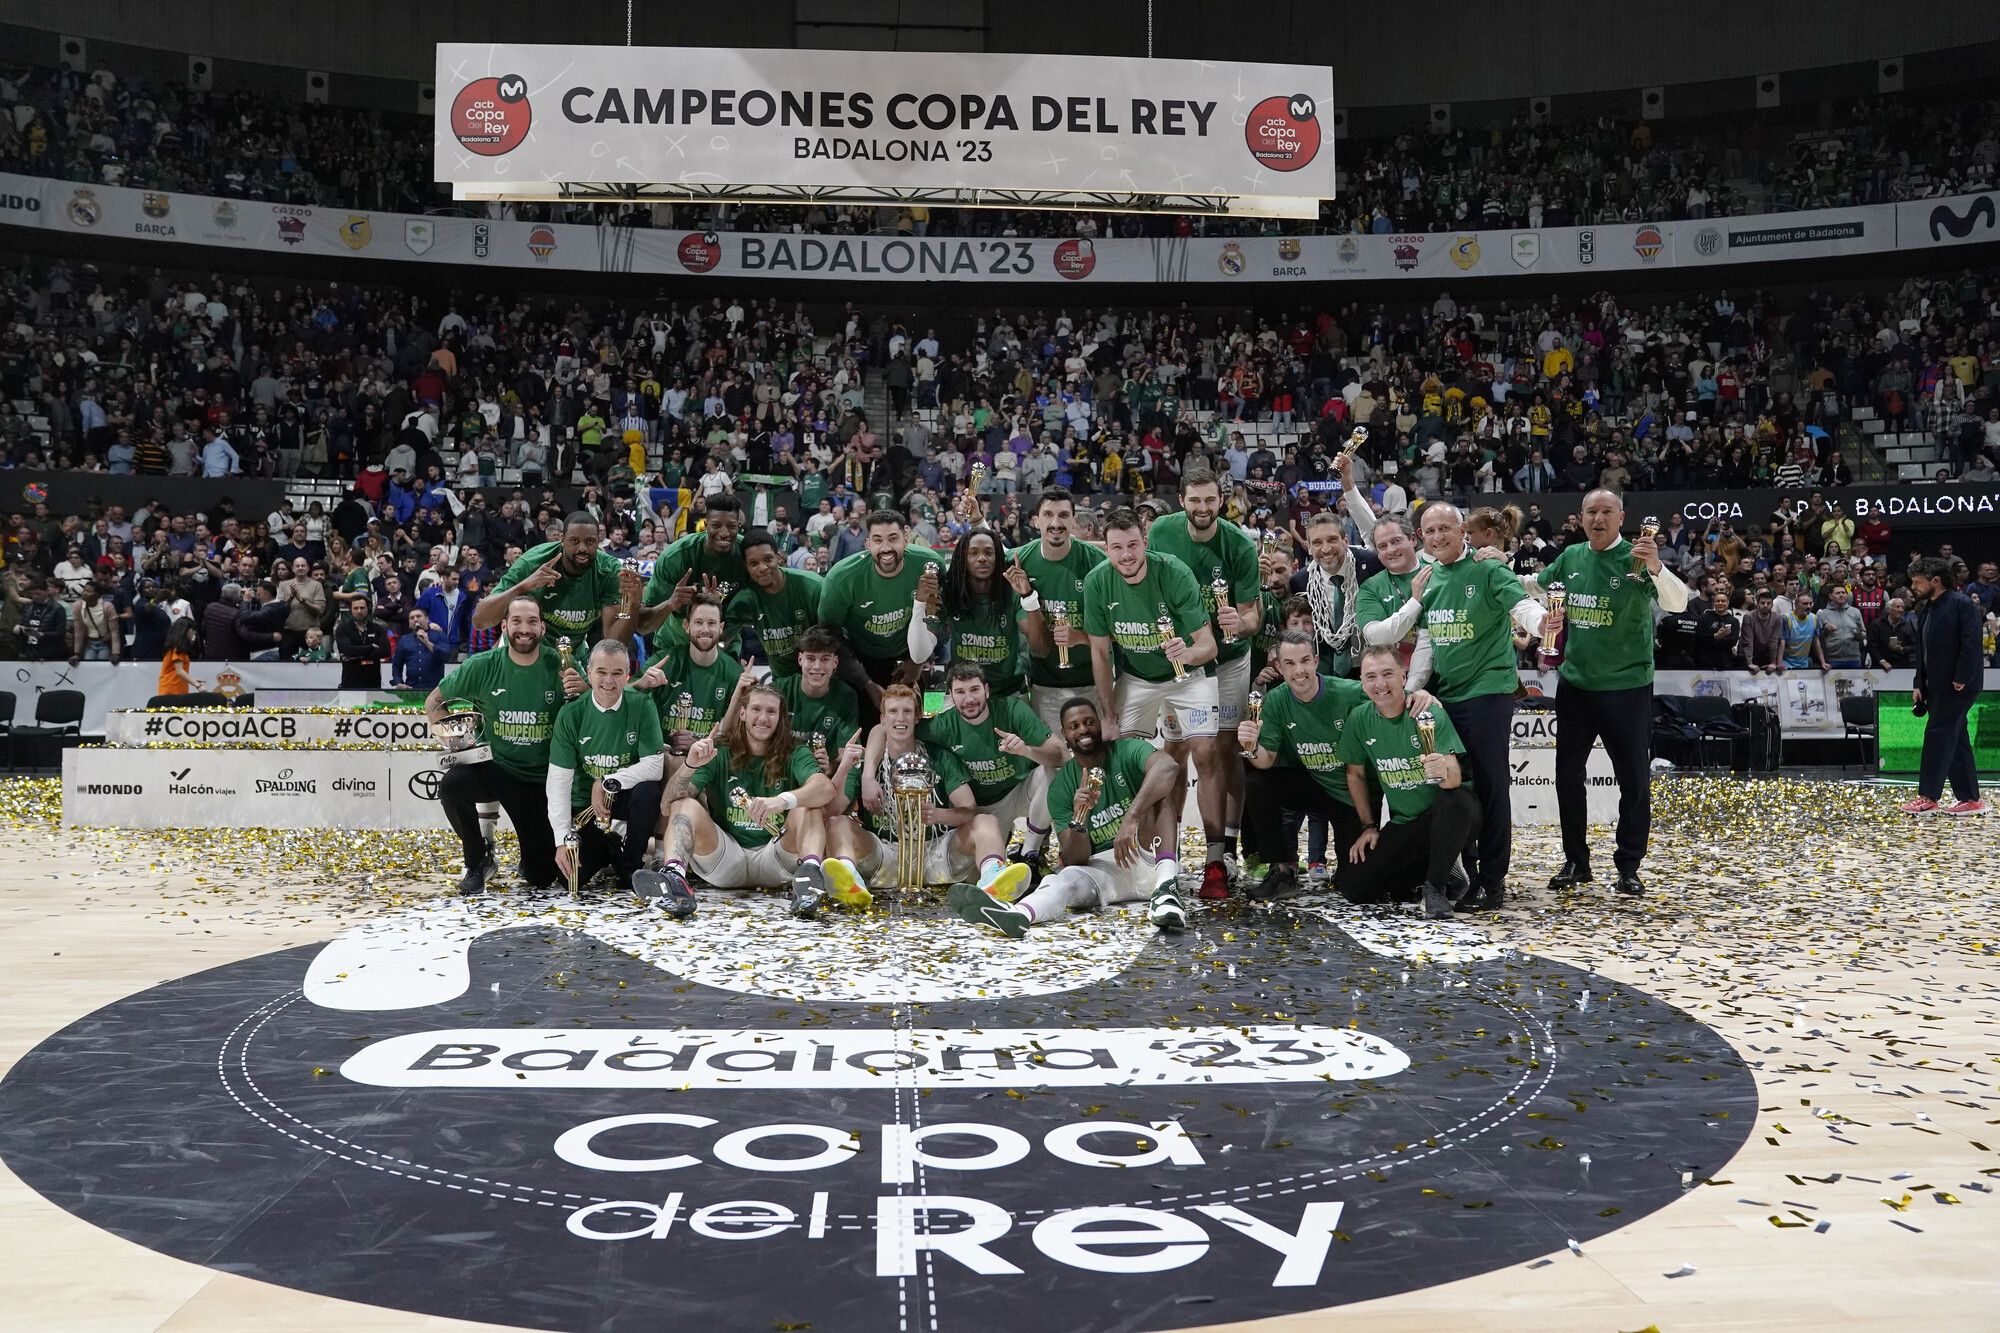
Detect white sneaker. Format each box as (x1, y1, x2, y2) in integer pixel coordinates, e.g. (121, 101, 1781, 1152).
(1222, 851, 1240, 884)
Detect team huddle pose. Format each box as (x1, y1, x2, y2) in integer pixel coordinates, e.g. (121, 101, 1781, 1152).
(425, 482, 1686, 934)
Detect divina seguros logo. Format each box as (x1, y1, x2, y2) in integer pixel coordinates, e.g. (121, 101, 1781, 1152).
(0, 894, 1755, 1332)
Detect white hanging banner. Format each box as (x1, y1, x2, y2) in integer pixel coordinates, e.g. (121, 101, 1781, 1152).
(432, 44, 1337, 217)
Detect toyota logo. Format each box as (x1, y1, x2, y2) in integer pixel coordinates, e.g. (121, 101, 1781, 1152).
(406, 769, 444, 801)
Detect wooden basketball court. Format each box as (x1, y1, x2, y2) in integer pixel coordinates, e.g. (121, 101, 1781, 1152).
(1, 774, 1993, 1332)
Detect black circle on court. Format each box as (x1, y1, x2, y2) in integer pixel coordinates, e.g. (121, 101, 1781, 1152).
(0, 909, 1754, 1332)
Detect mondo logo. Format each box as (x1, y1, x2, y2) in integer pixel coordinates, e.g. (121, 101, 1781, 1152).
(1052, 237, 1096, 280)
(76, 783, 141, 796)
(1243, 93, 1321, 173)
(451, 74, 532, 157)
(677, 231, 723, 273)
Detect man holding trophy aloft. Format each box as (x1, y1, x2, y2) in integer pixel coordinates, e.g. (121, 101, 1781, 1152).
(1535, 491, 1689, 897)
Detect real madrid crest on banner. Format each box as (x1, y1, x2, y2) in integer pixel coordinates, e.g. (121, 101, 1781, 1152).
(1218, 242, 1245, 276)
(66, 188, 101, 228)
(340, 215, 373, 250)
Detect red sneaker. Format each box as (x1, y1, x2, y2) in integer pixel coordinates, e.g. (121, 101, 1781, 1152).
(1899, 797, 1941, 815)
(1944, 799, 1990, 816)
(1198, 862, 1231, 900)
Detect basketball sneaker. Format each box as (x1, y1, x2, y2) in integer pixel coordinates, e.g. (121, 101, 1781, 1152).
(633, 866, 697, 919)
(822, 857, 874, 908)
(1198, 862, 1231, 900)
(948, 881, 1029, 939)
(1149, 883, 1189, 932)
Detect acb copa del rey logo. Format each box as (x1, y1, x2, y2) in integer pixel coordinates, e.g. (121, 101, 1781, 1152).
(1244, 93, 1322, 172)
(451, 73, 533, 156)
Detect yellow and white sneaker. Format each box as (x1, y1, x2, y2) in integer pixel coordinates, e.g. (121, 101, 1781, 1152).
(980, 860, 1032, 904)
(823, 857, 873, 909)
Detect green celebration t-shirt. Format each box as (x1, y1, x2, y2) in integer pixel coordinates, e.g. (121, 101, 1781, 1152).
(1256, 674, 1371, 806)
(1336, 700, 1471, 822)
(817, 546, 948, 662)
(1537, 539, 1659, 691)
(1247, 587, 1286, 679)
(842, 744, 974, 841)
(648, 644, 742, 739)
(1013, 536, 1108, 689)
(941, 595, 1027, 698)
(724, 568, 822, 678)
(1353, 556, 1433, 647)
(643, 530, 749, 609)
(775, 674, 862, 765)
(437, 644, 566, 782)
(1419, 553, 1528, 701)
(492, 540, 625, 642)
(549, 691, 664, 808)
(1144, 512, 1260, 665)
(918, 694, 1052, 806)
(688, 743, 821, 848)
(1046, 739, 1155, 855)
(1080, 550, 1209, 684)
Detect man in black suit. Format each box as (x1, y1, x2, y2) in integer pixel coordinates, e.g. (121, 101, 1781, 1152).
(1903, 558, 1987, 816)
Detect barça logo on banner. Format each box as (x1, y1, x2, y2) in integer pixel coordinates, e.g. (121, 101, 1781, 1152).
(141, 193, 170, 218)
(1277, 237, 1301, 261)
(1633, 226, 1665, 261)
(404, 219, 434, 255)
(1449, 236, 1480, 271)
(676, 231, 722, 273)
(1052, 237, 1095, 280)
(1218, 242, 1246, 276)
(67, 188, 101, 228)
(340, 216, 373, 251)
(527, 225, 558, 261)
(1511, 232, 1540, 269)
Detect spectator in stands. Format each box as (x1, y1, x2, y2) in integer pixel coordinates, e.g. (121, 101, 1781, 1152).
(1816, 585, 1868, 668)
(1742, 590, 1786, 673)
(333, 594, 392, 689)
(390, 608, 449, 691)
(1869, 597, 1917, 670)
(198, 582, 250, 662)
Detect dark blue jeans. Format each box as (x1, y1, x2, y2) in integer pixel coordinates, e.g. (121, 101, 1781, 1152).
(1443, 691, 1517, 891)
(1918, 690, 1981, 804)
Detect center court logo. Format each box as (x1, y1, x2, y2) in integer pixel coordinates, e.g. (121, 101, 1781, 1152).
(0, 895, 1754, 1332)
(451, 75, 533, 156)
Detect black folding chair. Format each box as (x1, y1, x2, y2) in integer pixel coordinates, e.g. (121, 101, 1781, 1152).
(1839, 695, 1878, 770)
(11, 689, 87, 769)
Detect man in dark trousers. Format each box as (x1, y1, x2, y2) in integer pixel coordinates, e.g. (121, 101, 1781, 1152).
(1901, 558, 1987, 816)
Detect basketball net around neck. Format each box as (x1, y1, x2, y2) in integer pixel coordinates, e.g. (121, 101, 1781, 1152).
(1307, 552, 1358, 654)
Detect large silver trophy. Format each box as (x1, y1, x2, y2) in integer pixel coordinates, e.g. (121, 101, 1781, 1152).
(432, 699, 491, 767)
(889, 750, 937, 889)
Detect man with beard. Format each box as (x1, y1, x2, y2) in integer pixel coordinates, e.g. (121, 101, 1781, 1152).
(642, 681, 836, 919)
(1082, 503, 1217, 769)
(1238, 632, 1440, 901)
(948, 697, 1187, 938)
(1535, 489, 1687, 897)
(635, 495, 748, 642)
(634, 596, 743, 776)
(1012, 486, 1108, 733)
(773, 627, 863, 772)
(817, 510, 948, 720)
(1408, 502, 1548, 910)
(1337, 647, 1481, 919)
(1145, 466, 1263, 897)
(908, 527, 1030, 702)
(822, 684, 1009, 905)
(1899, 558, 1987, 816)
(548, 639, 666, 897)
(864, 661, 1061, 892)
(481, 511, 638, 649)
(426, 596, 587, 895)
(722, 528, 821, 678)
(1288, 509, 1380, 679)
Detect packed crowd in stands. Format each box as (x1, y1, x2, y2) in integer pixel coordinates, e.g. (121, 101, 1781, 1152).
(4, 62, 1997, 237)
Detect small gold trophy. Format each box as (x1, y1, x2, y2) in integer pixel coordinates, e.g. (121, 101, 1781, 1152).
(1077, 763, 1104, 814)
(1243, 690, 1264, 754)
(1539, 582, 1566, 670)
(967, 462, 987, 518)
(1342, 425, 1369, 459)
(1157, 610, 1186, 681)
(668, 690, 694, 736)
(812, 732, 833, 775)
(1632, 515, 1660, 576)
(556, 635, 576, 678)
(566, 804, 598, 899)
(1414, 708, 1440, 785)
(889, 751, 937, 889)
(1050, 601, 1073, 670)
(1210, 573, 1233, 641)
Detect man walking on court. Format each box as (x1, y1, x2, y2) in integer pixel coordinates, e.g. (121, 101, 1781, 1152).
(1902, 557, 1987, 816)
